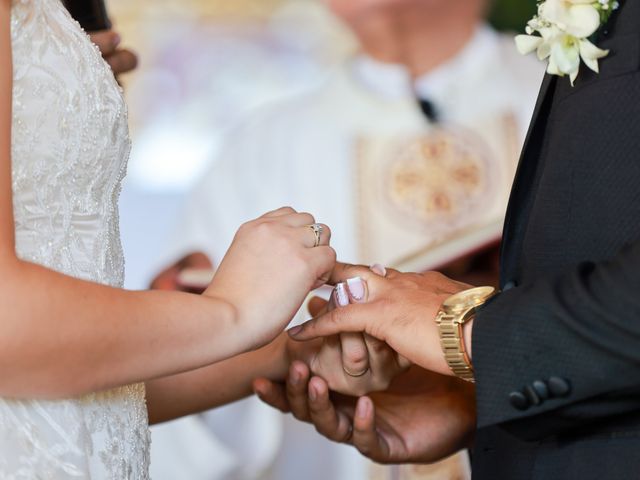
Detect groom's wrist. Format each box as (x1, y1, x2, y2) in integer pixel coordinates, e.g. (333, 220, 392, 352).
(463, 319, 474, 361)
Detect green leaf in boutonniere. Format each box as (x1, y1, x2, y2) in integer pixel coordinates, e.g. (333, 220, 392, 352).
(515, 0, 620, 86)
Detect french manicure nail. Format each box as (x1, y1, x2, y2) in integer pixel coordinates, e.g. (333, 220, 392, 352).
(288, 325, 303, 337)
(369, 263, 387, 277)
(335, 283, 349, 307)
(346, 277, 365, 301)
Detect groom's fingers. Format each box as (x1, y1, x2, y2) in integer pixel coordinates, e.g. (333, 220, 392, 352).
(307, 377, 354, 443)
(289, 304, 375, 341)
(352, 397, 391, 460)
(286, 361, 312, 421)
(253, 378, 290, 413)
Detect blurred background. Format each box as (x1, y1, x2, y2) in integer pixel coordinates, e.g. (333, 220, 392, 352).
(106, 0, 541, 480)
(105, 1, 538, 478)
(111, 0, 536, 290)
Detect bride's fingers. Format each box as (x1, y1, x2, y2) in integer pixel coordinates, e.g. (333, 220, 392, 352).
(297, 223, 331, 248)
(305, 246, 338, 288)
(340, 332, 370, 377)
(364, 334, 395, 371)
(328, 262, 372, 286)
(275, 212, 316, 228)
(328, 263, 390, 294)
(339, 277, 371, 375)
(261, 206, 298, 218)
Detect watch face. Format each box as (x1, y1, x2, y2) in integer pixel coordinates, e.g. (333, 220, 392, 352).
(443, 286, 496, 313)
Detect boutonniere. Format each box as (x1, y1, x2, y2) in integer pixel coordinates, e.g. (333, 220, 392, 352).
(516, 0, 620, 85)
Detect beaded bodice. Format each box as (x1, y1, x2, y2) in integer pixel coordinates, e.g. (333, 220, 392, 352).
(0, 0, 150, 477)
(10, 0, 128, 283)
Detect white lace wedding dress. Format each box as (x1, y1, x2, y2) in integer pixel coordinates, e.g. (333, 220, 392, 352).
(1, 0, 150, 477)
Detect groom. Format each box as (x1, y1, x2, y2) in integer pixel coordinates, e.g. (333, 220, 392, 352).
(257, 0, 640, 477)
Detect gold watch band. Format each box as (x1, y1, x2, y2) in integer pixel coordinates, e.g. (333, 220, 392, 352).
(436, 286, 497, 383)
(437, 312, 475, 382)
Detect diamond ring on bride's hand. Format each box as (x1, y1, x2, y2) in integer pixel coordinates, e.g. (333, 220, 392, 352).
(306, 223, 324, 248)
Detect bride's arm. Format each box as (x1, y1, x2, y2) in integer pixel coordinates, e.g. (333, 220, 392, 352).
(146, 330, 408, 424)
(145, 334, 290, 424)
(0, 6, 335, 400)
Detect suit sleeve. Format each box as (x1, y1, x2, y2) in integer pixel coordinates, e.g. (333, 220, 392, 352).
(472, 239, 640, 439)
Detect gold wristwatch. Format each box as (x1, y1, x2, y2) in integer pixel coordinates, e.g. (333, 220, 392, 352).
(435, 286, 497, 382)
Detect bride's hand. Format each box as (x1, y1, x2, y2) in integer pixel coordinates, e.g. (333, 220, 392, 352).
(204, 207, 336, 350)
(287, 291, 409, 397)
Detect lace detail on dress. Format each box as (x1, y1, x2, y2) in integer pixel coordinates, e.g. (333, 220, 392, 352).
(11, 0, 128, 285)
(1, 0, 150, 477)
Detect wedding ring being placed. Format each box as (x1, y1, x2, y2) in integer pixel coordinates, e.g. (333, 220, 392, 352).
(343, 366, 369, 378)
(306, 223, 324, 248)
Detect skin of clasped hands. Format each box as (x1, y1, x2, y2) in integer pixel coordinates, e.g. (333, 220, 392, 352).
(202, 208, 408, 390)
(254, 262, 478, 464)
(88, 27, 410, 408)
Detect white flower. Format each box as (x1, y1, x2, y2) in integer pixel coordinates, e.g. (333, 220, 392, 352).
(541, 0, 601, 38)
(515, 0, 617, 85)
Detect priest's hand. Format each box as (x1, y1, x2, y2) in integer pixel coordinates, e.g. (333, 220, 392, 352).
(254, 365, 476, 464)
(89, 30, 138, 76)
(289, 263, 472, 376)
(150, 252, 214, 294)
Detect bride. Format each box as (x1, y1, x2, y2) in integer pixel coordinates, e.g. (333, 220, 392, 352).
(0, 0, 399, 477)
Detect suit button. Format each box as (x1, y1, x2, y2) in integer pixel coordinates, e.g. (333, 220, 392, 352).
(524, 385, 542, 406)
(548, 377, 571, 397)
(503, 281, 517, 291)
(532, 380, 550, 400)
(509, 391, 530, 411)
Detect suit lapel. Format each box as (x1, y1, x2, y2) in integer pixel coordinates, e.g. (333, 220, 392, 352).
(517, 73, 554, 158)
(500, 74, 556, 285)
(498, 0, 639, 286)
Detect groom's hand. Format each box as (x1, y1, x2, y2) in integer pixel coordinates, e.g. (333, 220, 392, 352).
(254, 366, 477, 464)
(290, 263, 471, 376)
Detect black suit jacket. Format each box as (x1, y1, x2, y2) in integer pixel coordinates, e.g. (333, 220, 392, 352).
(472, 1, 640, 478)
